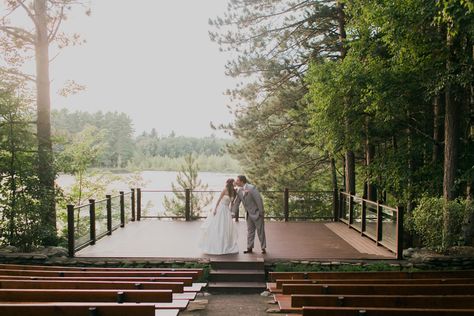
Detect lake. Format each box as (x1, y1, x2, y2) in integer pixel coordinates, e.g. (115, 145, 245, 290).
(57, 170, 238, 217)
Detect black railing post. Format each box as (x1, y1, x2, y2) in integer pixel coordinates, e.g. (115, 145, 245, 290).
(120, 191, 125, 227)
(131, 188, 136, 221)
(376, 200, 382, 244)
(333, 188, 339, 222)
(284, 188, 289, 222)
(349, 194, 354, 225)
(361, 199, 367, 234)
(396, 206, 404, 260)
(89, 199, 96, 245)
(338, 189, 344, 219)
(106, 194, 112, 235)
(185, 188, 191, 221)
(67, 204, 75, 257)
(137, 188, 141, 221)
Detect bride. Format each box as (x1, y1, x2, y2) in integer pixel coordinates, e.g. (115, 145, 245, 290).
(199, 178, 239, 254)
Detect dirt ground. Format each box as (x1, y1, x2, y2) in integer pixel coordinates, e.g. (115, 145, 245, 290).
(180, 293, 276, 316)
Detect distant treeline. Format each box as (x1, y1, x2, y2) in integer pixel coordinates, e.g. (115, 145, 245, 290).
(52, 109, 240, 172)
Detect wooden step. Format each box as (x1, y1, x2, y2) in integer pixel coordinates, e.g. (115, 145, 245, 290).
(207, 281, 267, 292)
(209, 269, 265, 282)
(210, 258, 264, 270)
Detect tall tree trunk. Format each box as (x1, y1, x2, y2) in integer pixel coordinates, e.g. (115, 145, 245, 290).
(443, 34, 459, 201)
(337, 1, 355, 194)
(330, 157, 338, 191)
(34, 0, 56, 245)
(432, 95, 442, 164)
(365, 119, 376, 201)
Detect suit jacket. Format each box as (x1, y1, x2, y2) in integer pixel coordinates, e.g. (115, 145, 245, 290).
(232, 184, 264, 221)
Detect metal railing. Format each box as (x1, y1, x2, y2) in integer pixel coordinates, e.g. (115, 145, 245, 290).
(67, 187, 403, 260)
(67, 190, 133, 257)
(337, 191, 404, 259)
(135, 188, 335, 221)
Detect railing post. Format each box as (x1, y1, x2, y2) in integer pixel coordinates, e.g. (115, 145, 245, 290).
(376, 200, 382, 244)
(396, 206, 404, 260)
(120, 191, 125, 227)
(338, 189, 344, 219)
(361, 199, 367, 234)
(67, 204, 75, 257)
(333, 188, 339, 222)
(185, 188, 191, 221)
(137, 188, 141, 221)
(349, 194, 354, 225)
(131, 188, 136, 221)
(89, 199, 96, 245)
(284, 188, 289, 222)
(106, 194, 112, 235)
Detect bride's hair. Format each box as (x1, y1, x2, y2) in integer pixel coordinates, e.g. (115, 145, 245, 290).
(225, 178, 236, 198)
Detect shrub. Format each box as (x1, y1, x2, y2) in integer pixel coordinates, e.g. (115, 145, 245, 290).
(412, 196, 472, 252)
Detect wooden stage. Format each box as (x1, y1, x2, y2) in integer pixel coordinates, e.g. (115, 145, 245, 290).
(76, 220, 394, 260)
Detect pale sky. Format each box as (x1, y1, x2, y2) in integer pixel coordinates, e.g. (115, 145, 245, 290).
(48, 0, 237, 138)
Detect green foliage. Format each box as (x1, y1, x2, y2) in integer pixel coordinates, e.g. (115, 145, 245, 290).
(0, 90, 51, 251)
(411, 197, 474, 251)
(273, 262, 405, 272)
(52, 110, 240, 172)
(163, 154, 213, 218)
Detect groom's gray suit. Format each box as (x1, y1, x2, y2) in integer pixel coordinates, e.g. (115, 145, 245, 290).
(232, 183, 266, 250)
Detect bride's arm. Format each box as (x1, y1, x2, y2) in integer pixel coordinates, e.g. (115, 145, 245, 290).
(213, 190, 225, 215)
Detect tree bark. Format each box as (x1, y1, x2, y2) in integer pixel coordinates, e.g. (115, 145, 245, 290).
(443, 34, 459, 201)
(330, 157, 338, 191)
(337, 1, 355, 194)
(34, 0, 56, 245)
(365, 119, 376, 201)
(432, 95, 442, 164)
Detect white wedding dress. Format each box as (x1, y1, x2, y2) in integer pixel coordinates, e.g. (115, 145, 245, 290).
(199, 195, 239, 254)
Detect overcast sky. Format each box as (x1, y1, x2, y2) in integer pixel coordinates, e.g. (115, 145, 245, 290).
(48, 0, 237, 138)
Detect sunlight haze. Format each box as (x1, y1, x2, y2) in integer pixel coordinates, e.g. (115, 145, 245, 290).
(50, 0, 236, 138)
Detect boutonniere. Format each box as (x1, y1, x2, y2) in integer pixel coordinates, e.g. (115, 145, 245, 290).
(243, 189, 250, 195)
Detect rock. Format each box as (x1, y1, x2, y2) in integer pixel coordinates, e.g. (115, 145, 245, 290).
(185, 299, 208, 311)
(260, 290, 272, 297)
(41, 247, 68, 258)
(0, 246, 19, 253)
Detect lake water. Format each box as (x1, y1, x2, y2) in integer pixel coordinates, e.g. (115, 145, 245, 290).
(57, 171, 238, 217)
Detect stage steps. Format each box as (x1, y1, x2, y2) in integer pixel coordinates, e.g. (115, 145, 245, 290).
(207, 258, 266, 293)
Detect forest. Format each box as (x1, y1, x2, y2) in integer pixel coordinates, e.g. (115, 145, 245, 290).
(0, 0, 473, 252)
(51, 109, 239, 172)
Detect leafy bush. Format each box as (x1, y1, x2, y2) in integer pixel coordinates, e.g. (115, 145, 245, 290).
(411, 196, 472, 251)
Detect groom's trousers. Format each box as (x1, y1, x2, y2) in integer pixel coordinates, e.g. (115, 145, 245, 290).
(247, 215, 266, 249)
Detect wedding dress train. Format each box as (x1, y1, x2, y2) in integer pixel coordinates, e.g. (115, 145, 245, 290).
(199, 195, 239, 254)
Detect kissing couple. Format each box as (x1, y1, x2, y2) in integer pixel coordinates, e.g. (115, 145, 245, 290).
(198, 175, 267, 255)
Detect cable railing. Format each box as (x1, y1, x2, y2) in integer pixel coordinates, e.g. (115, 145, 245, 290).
(337, 191, 404, 259)
(66, 187, 403, 260)
(135, 188, 336, 221)
(67, 191, 133, 257)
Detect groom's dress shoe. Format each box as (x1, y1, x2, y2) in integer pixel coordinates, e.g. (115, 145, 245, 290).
(243, 248, 253, 254)
(261, 249, 266, 254)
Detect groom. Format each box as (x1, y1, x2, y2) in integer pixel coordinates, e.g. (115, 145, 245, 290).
(232, 175, 267, 254)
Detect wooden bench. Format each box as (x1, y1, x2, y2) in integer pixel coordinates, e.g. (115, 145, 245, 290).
(0, 279, 185, 292)
(291, 294, 474, 309)
(301, 306, 474, 315)
(282, 283, 474, 295)
(0, 274, 194, 286)
(269, 270, 474, 281)
(0, 289, 173, 303)
(268, 277, 474, 293)
(0, 268, 200, 280)
(0, 264, 204, 278)
(0, 303, 160, 316)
